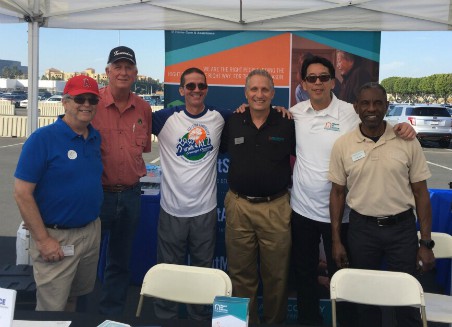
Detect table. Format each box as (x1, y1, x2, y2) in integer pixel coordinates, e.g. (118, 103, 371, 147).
(14, 310, 210, 327)
(13, 310, 290, 327)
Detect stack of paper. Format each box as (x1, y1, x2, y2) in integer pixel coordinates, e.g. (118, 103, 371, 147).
(0, 287, 16, 327)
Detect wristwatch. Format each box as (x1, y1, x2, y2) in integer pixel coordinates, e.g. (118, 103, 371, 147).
(419, 239, 435, 249)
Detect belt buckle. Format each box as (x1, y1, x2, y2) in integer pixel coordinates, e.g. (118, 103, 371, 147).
(246, 196, 258, 203)
(377, 216, 389, 227)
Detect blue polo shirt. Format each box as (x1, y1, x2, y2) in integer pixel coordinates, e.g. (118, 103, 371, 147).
(15, 116, 103, 227)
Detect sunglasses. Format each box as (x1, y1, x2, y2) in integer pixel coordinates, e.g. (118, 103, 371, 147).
(184, 82, 208, 91)
(69, 95, 99, 105)
(305, 74, 331, 83)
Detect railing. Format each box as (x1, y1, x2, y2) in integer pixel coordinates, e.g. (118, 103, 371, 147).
(0, 105, 164, 138)
(0, 101, 15, 116)
(38, 102, 65, 117)
(0, 116, 57, 137)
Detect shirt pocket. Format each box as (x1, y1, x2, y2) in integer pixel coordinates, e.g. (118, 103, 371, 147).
(132, 123, 148, 150)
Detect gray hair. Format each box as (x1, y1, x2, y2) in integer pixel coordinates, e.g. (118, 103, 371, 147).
(105, 62, 138, 73)
(245, 69, 274, 91)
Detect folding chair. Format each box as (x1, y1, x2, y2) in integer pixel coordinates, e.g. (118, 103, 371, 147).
(419, 232, 452, 324)
(136, 263, 232, 317)
(330, 268, 427, 327)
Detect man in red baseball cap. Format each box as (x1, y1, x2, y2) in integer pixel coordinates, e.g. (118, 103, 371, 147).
(14, 74, 103, 311)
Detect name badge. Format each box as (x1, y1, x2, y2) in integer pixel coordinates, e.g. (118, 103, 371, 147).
(351, 150, 366, 162)
(61, 245, 74, 256)
(234, 137, 244, 145)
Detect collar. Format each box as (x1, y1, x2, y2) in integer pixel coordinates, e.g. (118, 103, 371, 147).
(100, 85, 136, 111)
(353, 121, 396, 144)
(303, 94, 340, 120)
(57, 115, 98, 141)
(183, 105, 209, 118)
(241, 105, 278, 126)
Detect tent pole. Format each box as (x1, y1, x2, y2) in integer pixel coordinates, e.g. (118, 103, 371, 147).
(26, 0, 42, 137)
(239, 0, 244, 24)
(27, 20, 39, 136)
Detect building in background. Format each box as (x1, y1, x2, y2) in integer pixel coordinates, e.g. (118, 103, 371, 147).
(0, 59, 28, 78)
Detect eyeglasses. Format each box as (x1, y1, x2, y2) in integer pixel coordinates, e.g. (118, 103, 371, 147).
(69, 95, 99, 105)
(184, 82, 208, 91)
(305, 74, 331, 83)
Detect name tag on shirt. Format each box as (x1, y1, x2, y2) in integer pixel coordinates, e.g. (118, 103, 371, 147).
(352, 150, 366, 162)
(234, 137, 244, 145)
(61, 245, 74, 256)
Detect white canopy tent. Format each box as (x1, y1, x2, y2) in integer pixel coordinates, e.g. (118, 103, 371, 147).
(2, 0, 452, 31)
(1, 0, 452, 134)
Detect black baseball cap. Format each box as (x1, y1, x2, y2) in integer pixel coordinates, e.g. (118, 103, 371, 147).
(107, 46, 136, 65)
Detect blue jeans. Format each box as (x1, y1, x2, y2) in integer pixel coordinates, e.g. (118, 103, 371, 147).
(99, 184, 141, 315)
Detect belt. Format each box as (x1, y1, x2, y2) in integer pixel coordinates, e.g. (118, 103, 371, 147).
(102, 182, 139, 193)
(230, 189, 288, 204)
(44, 222, 89, 230)
(351, 209, 413, 227)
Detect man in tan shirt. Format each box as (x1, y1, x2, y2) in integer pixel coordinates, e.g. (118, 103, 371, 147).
(329, 82, 435, 327)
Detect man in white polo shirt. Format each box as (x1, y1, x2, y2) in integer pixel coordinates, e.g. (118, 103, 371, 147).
(289, 56, 415, 326)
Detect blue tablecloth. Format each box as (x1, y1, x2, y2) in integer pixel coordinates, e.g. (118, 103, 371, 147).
(427, 189, 452, 294)
(97, 193, 161, 285)
(129, 193, 161, 285)
(99, 189, 452, 295)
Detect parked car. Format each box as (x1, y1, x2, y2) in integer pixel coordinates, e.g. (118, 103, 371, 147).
(19, 99, 28, 108)
(138, 95, 158, 106)
(44, 95, 63, 102)
(385, 104, 452, 148)
(39, 91, 52, 100)
(0, 94, 17, 102)
(0, 93, 26, 108)
(150, 95, 163, 105)
(19, 94, 62, 108)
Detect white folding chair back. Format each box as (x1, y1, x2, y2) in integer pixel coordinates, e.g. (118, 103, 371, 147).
(419, 232, 452, 324)
(136, 263, 232, 317)
(418, 231, 452, 258)
(330, 268, 427, 327)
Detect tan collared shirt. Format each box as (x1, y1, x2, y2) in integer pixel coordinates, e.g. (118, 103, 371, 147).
(329, 123, 431, 216)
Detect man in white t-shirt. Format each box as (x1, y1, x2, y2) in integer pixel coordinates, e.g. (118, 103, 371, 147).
(152, 67, 231, 320)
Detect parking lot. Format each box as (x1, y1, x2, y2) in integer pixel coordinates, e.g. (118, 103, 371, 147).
(0, 137, 451, 237)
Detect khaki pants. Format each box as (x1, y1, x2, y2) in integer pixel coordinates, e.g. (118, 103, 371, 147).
(30, 218, 101, 311)
(224, 190, 291, 324)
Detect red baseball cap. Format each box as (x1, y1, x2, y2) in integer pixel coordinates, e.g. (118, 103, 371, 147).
(63, 75, 100, 96)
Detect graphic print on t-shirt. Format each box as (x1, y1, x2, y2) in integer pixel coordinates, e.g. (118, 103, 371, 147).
(176, 123, 213, 162)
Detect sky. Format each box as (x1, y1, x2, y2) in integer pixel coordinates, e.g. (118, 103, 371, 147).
(2, 24, 452, 82)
